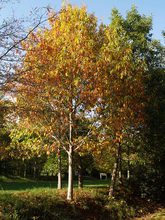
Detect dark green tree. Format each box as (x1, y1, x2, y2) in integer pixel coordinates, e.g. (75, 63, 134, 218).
(110, 6, 165, 200)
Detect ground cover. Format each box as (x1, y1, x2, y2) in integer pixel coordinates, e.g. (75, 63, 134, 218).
(135, 208, 165, 220)
(0, 176, 164, 220)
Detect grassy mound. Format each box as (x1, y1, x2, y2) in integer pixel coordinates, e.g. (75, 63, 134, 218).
(0, 189, 135, 220)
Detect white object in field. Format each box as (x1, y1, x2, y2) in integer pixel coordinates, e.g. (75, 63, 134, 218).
(100, 173, 107, 179)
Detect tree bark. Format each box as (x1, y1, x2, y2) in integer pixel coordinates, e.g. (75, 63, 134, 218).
(33, 160, 36, 179)
(118, 146, 123, 184)
(57, 147, 62, 189)
(67, 112, 73, 200)
(23, 164, 26, 178)
(109, 143, 121, 197)
(67, 145, 73, 200)
(127, 145, 130, 180)
(78, 155, 83, 189)
(109, 161, 118, 197)
(23, 159, 26, 178)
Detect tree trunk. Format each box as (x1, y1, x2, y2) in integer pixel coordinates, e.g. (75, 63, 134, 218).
(33, 161, 36, 179)
(57, 147, 62, 189)
(118, 146, 123, 184)
(23, 159, 26, 178)
(109, 161, 118, 197)
(67, 145, 73, 200)
(127, 145, 130, 180)
(78, 155, 83, 189)
(23, 163, 26, 178)
(109, 143, 121, 197)
(67, 112, 73, 200)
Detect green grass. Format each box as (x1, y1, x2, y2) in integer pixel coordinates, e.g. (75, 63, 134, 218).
(136, 209, 165, 220)
(152, 209, 165, 219)
(147, 209, 165, 220)
(1, 176, 164, 220)
(0, 176, 109, 192)
(0, 185, 135, 220)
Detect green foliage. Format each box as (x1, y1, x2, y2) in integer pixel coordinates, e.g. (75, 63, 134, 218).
(109, 5, 165, 201)
(41, 152, 67, 176)
(8, 124, 45, 159)
(106, 198, 135, 220)
(0, 96, 11, 157)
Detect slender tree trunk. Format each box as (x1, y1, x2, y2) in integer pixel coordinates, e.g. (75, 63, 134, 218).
(118, 146, 123, 184)
(23, 159, 26, 178)
(109, 143, 121, 197)
(67, 145, 73, 200)
(109, 161, 118, 197)
(67, 112, 73, 200)
(127, 169, 130, 180)
(57, 147, 62, 189)
(33, 161, 36, 179)
(78, 155, 83, 189)
(118, 158, 122, 179)
(127, 145, 130, 180)
(23, 163, 26, 178)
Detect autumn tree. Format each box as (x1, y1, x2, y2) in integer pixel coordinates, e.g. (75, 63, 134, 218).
(97, 11, 146, 196)
(117, 6, 165, 199)
(0, 1, 59, 92)
(15, 5, 100, 200)
(0, 1, 60, 171)
(0, 97, 10, 161)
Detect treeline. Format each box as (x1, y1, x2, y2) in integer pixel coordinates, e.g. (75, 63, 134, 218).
(0, 4, 164, 201)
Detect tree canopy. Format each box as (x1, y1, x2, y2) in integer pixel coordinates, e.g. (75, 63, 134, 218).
(0, 4, 164, 202)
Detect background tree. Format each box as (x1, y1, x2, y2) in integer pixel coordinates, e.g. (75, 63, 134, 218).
(41, 151, 67, 178)
(98, 11, 146, 196)
(110, 6, 165, 200)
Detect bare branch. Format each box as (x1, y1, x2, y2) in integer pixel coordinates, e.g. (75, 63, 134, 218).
(52, 135, 69, 154)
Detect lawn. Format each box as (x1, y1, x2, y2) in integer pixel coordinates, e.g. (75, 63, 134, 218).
(0, 176, 127, 220)
(0, 176, 164, 220)
(0, 175, 109, 192)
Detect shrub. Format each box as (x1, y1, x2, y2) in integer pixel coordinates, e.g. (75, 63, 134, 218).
(105, 198, 135, 220)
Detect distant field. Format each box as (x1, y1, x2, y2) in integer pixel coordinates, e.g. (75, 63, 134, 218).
(0, 175, 109, 192)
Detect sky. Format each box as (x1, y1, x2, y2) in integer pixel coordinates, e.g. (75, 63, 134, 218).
(1, 0, 165, 44)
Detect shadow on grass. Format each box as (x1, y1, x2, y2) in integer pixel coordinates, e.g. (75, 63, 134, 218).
(0, 177, 110, 191)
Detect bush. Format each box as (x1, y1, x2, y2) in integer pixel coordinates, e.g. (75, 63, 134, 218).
(105, 198, 135, 220)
